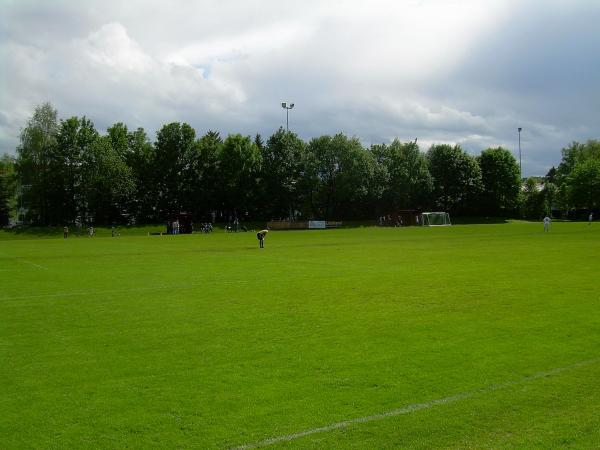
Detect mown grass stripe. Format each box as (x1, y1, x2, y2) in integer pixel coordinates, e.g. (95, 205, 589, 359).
(232, 357, 600, 450)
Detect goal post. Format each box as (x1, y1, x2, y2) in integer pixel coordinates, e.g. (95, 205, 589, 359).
(421, 211, 451, 226)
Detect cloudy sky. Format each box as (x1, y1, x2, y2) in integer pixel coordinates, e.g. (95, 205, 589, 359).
(1, 0, 599, 176)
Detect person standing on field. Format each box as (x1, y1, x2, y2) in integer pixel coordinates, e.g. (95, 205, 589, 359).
(63, 226, 69, 238)
(589, 212, 594, 225)
(256, 229, 269, 248)
(543, 215, 551, 232)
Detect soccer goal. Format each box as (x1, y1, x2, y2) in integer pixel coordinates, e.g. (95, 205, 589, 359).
(421, 211, 451, 226)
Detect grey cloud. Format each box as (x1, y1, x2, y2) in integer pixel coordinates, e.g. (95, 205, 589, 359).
(1, 0, 599, 177)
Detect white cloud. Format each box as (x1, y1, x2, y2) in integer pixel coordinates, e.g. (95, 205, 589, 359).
(78, 22, 153, 73)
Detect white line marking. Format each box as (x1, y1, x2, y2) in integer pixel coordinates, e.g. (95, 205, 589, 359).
(16, 259, 49, 270)
(0, 252, 49, 270)
(0, 280, 248, 301)
(231, 357, 600, 450)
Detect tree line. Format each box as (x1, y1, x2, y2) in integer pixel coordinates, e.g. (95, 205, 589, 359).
(0, 102, 598, 226)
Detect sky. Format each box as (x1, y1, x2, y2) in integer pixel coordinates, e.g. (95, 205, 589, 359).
(1, 0, 599, 176)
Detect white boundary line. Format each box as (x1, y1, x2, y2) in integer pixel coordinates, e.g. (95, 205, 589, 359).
(0, 252, 49, 270)
(0, 280, 248, 301)
(231, 357, 600, 450)
(16, 259, 49, 270)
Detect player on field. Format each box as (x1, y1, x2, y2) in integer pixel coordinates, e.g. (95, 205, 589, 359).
(543, 215, 551, 232)
(256, 229, 269, 248)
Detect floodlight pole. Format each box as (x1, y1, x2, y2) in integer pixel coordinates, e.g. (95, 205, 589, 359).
(281, 102, 295, 132)
(518, 127, 522, 179)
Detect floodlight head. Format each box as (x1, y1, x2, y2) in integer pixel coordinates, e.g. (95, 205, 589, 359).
(290, 103, 295, 109)
(281, 102, 287, 108)
(518, 127, 522, 132)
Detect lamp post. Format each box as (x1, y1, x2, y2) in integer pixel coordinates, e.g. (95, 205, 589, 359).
(518, 127, 522, 179)
(281, 102, 294, 132)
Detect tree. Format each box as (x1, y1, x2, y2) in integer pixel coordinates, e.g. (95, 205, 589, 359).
(254, 133, 264, 151)
(0, 173, 9, 225)
(154, 122, 197, 217)
(566, 159, 600, 209)
(194, 130, 223, 218)
(80, 135, 135, 223)
(0, 154, 16, 224)
(556, 140, 600, 210)
(15, 103, 59, 224)
(56, 116, 99, 224)
(218, 134, 261, 217)
(126, 127, 157, 222)
(427, 144, 482, 213)
(556, 140, 600, 181)
(521, 177, 545, 218)
(305, 134, 373, 219)
(107, 122, 129, 159)
(261, 127, 306, 219)
(477, 147, 521, 215)
(371, 139, 432, 212)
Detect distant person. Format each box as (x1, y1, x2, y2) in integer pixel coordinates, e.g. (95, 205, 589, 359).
(543, 215, 552, 232)
(88, 226, 94, 237)
(63, 226, 69, 239)
(111, 226, 116, 237)
(589, 212, 594, 225)
(256, 229, 269, 248)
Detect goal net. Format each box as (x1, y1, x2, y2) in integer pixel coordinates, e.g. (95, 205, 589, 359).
(421, 212, 451, 226)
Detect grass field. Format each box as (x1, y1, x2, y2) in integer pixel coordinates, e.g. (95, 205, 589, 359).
(1, 222, 599, 449)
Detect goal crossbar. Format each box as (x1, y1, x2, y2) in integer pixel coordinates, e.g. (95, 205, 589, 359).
(421, 211, 451, 226)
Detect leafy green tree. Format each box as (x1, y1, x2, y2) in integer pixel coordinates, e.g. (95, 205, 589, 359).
(566, 159, 600, 209)
(556, 140, 600, 210)
(0, 154, 16, 223)
(125, 127, 157, 221)
(371, 139, 432, 212)
(80, 136, 135, 223)
(194, 131, 223, 218)
(218, 134, 261, 216)
(107, 122, 130, 160)
(0, 173, 9, 225)
(56, 116, 99, 224)
(427, 144, 482, 213)
(521, 177, 545, 218)
(556, 140, 600, 181)
(154, 122, 197, 217)
(254, 133, 264, 151)
(305, 134, 373, 219)
(261, 128, 306, 219)
(541, 181, 558, 214)
(15, 103, 59, 224)
(178, 131, 224, 219)
(477, 147, 521, 215)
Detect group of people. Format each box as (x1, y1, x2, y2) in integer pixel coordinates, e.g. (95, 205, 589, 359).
(225, 217, 248, 233)
(63, 225, 120, 238)
(199, 223, 213, 233)
(543, 212, 594, 232)
(378, 214, 421, 227)
(169, 220, 180, 235)
(378, 215, 405, 227)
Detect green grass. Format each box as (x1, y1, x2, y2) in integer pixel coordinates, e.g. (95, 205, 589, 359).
(1, 223, 599, 449)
